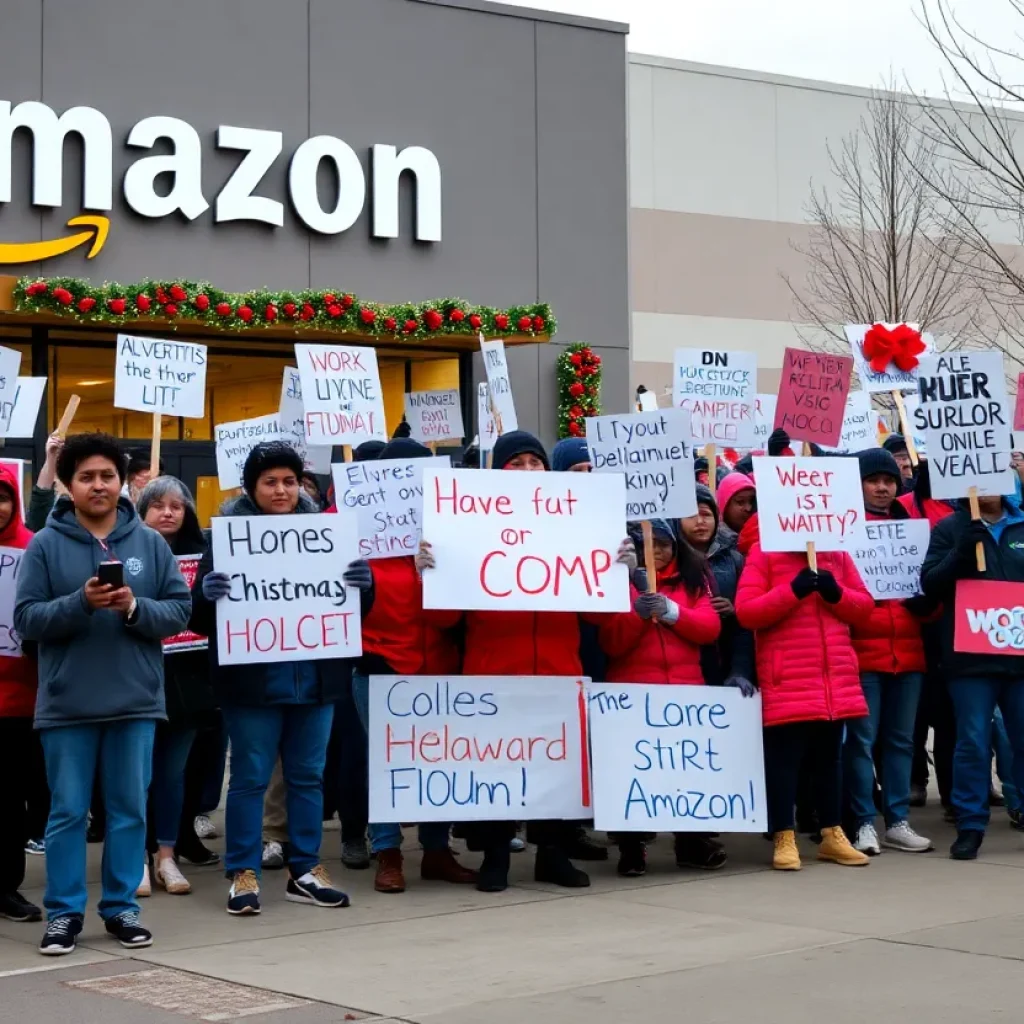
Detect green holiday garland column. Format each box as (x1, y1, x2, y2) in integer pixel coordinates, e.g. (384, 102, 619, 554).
(556, 342, 602, 438)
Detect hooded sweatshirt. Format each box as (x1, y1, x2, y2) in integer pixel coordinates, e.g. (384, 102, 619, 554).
(0, 465, 38, 718)
(14, 495, 192, 729)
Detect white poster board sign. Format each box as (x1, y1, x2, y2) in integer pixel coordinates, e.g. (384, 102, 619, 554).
(0, 347, 25, 439)
(913, 351, 1014, 500)
(404, 390, 464, 445)
(278, 367, 332, 476)
(753, 393, 777, 448)
(901, 394, 928, 455)
(821, 392, 879, 452)
(845, 322, 935, 393)
(673, 348, 757, 447)
(113, 334, 207, 418)
(422, 468, 630, 612)
(852, 519, 930, 600)
(0, 546, 24, 657)
(333, 455, 452, 559)
(637, 389, 660, 413)
(477, 383, 497, 453)
(587, 408, 697, 520)
(480, 336, 518, 433)
(211, 512, 362, 665)
(586, 683, 766, 833)
(368, 675, 590, 823)
(752, 456, 865, 552)
(295, 343, 387, 446)
(215, 414, 289, 491)
(0, 377, 46, 438)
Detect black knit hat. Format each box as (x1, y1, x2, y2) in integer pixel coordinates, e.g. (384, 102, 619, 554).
(379, 438, 432, 461)
(694, 483, 720, 530)
(883, 433, 908, 456)
(856, 447, 901, 482)
(242, 441, 304, 496)
(492, 430, 550, 470)
(353, 440, 387, 462)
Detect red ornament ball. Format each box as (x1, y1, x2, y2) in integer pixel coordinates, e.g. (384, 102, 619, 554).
(570, 404, 583, 417)
(575, 368, 583, 378)
(469, 314, 483, 330)
(495, 313, 509, 331)
(568, 382, 585, 398)
(341, 294, 354, 309)
(155, 287, 169, 305)
(53, 288, 73, 306)
(169, 284, 187, 302)
(517, 315, 532, 332)
(163, 303, 179, 317)
(216, 302, 232, 316)
(533, 316, 545, 331)
(323, 293, 337, 305)
(283, 303, 297, 318)
(26, 281, 48, 297)
(450, 308, 465, 323)
(136, 294, 152, 313)
(592, 354, 601, 366)
(300, 304, 315, 321)
(327, 304, 343, 318)
(404, 319, 419, 334)
(107, 298, 126, 315)
(568, 421, 581, 436)
(570, 353, 582, 367)
(265, 304, 278, 322)
(359, 308, 376, 325)
(384, 316, 398, 332)
(194, 294, 210, 312)
(238, 306, 254, 323)
(424, 309, 443, 331)
(78, 297, 96, 313)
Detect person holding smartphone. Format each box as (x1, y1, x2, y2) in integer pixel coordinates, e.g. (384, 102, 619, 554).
(14, 433, 191, 957)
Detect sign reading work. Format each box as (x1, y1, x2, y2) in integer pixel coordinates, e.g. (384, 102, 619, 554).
(586, 683, 766, 833)
(912, 352, 1014, 500)
(368, 675, 590, 823)
(672, 349, 757, 447)
(404, 390, 464, 445)
(480, 337, 518, 433)
(278, 367, 332, 476)
(954, 580, 1024, 656)
(421, 468, 629, 613)
(113, 334, 207, 418)
(0, 545, 23, 657)
(774, 348, 853, 448)
(752, 456, 864, 552)
(295, 343, 387, 446)
(215, 414, 290, 491)
(852, 520, 930, 601)
(332, 455, 451, 559)
(587, 409, 696, 520)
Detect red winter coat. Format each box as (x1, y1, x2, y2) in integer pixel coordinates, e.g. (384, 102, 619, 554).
(600, 570, 720, 684)
(0, 465, 37, 718)
(851, 507, 926, 674)
(362, 556, 460, 674)
(897, 491, 955, 528)
(736, 545, 873, 727)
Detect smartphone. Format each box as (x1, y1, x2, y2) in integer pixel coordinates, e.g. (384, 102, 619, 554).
(97, 561, 124, 589)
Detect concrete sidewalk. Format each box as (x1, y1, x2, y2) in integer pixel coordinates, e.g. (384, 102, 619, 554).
(2, 804, 1023, 1023)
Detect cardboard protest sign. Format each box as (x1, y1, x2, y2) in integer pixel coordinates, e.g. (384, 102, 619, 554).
(912, 352, 1014, 500)
(332, 455, 452, 559)
(587, 409, 696, 520)
(295, 343, 387, 446)
(586, 683, 766, 833)
(278, 367, 332, 476)
(845, 323, 933, 393)
(422, 468, 630, 613)
(852, 520, 930, 601)
(368, 675, 590, 823)
(954, 580, 1024, 656)
(215, 414, 289, 491)
(0, 347, 23, 439)
(672, 348, 757, 447)
(820, 392, 879, 452)
(753, 394, 777, 448)
(113, 335, 207, 418)
(774, 348, 853, 448)
(164, 555, 208, 653)
(404, 389, 464, 445)
(0, 546, 23, 657)
(1014, 372, 1024, 432)
(477, 383, 497, 453)
(0, 378, 46, 438)
(752, 456, 864, 552)
(211, 512, 361, 665)
(480, 337, 518, 433)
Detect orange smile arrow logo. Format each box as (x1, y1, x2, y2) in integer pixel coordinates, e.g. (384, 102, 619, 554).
(0, 214, 110, 265)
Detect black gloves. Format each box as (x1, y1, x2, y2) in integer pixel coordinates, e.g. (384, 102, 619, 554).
(790, 568, 818, 600)
(956, 520, 989, 566)
(903, 593, 937, 617)
(816, 569, 842, 604)
(767, 428, 792, 457)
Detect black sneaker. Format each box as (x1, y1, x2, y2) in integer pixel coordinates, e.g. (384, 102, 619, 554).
(565, 827, 610, 862)
(949, 830, 984, 861)
(909, 783, 928, 808)
(285, 865, 350, 908)
(534, 845, 590, 888)
(675, 834, 728, 870)
(227, 869, 261, 915)
(477, 845, 511, 892)
(176, 841, 221, 867)
(616, 840, 647, 877)
(1010, 808, 1024, 832)
(0, 891, 42, 922)
(39, 914, 83, 956)
(104, 910, 153, 948)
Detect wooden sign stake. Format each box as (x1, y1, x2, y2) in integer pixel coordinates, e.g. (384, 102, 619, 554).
(802, 441, 817, 572)
(704, 443, 717, 498)
(151, 412, 162, 479)
(56, 394, 81, 438)
(968, 485, 987, 573)
(343, 445, 353, 463)
(640, 519, 658, 595)
(892, 390, 919, 466)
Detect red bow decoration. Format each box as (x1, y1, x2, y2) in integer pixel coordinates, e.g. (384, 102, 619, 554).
(862, 323, 926, 373)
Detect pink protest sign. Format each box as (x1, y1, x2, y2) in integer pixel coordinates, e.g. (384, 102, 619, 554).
(773, 348, 853, 448)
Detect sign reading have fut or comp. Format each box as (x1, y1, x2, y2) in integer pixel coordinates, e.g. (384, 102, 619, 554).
(672, 349, 756, 447)
(774, 348, 853, 448)
(114, 334, 207, 418)
(295, 343, 387, 446)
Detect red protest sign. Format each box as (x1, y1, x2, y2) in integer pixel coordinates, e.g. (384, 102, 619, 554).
(954, 579, 1024, 655)
(164, 555, 208, 653)
(1014, 372, 1024, 432)
(773, 348, 853, 448)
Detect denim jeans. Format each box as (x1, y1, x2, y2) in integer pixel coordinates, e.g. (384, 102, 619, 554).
(994, 708, 1021, 813)
(948, 677, 1024, 832)
(40, 719, 155, 921)
(222, 702, 334, 877)
(351, 670, 451, 854)
(198, 717, 229, 815)
(844, 672, 923, 829)
(149, 725, 197, 848)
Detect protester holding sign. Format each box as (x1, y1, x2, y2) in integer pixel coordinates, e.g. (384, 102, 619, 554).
(191, 442, 366, 916)
(14, 434, 191, 956)
(920, 489, 1024, 860)
(844, 449, 933, 857)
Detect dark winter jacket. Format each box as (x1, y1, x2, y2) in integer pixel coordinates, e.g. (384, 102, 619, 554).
(704, 523, 756, 684)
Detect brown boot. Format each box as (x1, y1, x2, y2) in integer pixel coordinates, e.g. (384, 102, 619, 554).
(817, 826, 869, 866)
(374, 848, 406, 893)
(421, 848, 478, 884)
(772, 830, 801, 871)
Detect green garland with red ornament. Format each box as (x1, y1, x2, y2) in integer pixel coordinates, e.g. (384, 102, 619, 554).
(557, 342, 602, 438)
(13, 276, 555, 342)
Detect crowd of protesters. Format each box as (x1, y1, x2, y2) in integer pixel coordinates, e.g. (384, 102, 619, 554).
(2, 422, 1023, 958)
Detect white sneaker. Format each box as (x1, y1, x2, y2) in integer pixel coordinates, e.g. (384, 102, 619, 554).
(853, 823, 881, 856)
(136, 863, 152, 898)
(155, 857, 192, 895)
(262, 841, 285, 869)
(194, 815, 218, 840)
(883, 821, 934, 852)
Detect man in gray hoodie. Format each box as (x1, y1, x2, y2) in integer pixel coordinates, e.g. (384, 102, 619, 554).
(14, 433, 191, 957)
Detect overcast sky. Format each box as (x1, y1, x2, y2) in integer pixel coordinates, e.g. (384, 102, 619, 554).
(498, 0, 1020, 94)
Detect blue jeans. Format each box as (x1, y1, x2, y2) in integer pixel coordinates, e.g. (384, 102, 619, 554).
(351, 670, 451, 854)
(222, 702, 334, 877)
(948, 677, 1024, 832)
(994, 708, 1021, 813)
(41, 719, 155, 921)
(844, 672, 923, 828)
(150, 726, 196, 847)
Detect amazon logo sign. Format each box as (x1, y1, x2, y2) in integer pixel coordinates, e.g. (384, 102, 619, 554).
(0, 100, 442, 265)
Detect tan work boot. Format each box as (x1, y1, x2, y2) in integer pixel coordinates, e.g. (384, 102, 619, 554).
(772, 830, 801, 871)
(817, 826, 869, 866)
